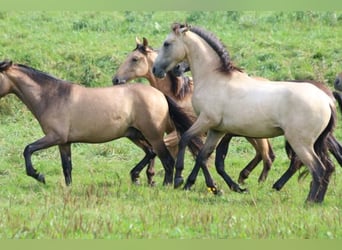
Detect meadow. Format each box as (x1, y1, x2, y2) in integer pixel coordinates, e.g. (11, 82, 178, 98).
(0, 11, 342, 239)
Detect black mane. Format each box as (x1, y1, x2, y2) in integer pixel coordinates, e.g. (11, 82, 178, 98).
(169, 73, 192, 100)
(15, 63, 70, 85)
(189, 25, 243, 74)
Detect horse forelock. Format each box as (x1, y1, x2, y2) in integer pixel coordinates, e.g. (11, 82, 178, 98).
(188, 26, 243, 74)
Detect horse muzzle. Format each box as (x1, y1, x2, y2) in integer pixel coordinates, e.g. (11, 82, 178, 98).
(112, 76, 126, 85)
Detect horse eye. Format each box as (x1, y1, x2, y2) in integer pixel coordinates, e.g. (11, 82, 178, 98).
(163, 42, 170, 48)
(132, 57, 139, 62)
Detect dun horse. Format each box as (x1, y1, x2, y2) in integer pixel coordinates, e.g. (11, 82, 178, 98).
(0, 60, 201, 186)
(153, 23, 336, 203)
(177, 61, 342, 191)
(113, 37, 276, 193)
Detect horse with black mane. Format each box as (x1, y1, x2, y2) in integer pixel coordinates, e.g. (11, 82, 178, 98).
(0, 60, 202, 186)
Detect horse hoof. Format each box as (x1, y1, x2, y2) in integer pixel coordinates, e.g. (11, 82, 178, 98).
(272, 183, 282, 191)
(207, 186, 222, 195)
(37, 173, 46, 184)
(234, 186, 248, 193)
(174, 177, 184, 188)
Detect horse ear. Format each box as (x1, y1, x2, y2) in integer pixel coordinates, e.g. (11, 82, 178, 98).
(0, 60, 13, 71)
(142, 37, 149, 47)
(143, 37, 153, 53)
(180, 23, 190, 33)
(135, 37, 141, 45)
(172, 23, 190, 34)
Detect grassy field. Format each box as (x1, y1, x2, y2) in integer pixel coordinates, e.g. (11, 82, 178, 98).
(1, 11, 342, 239)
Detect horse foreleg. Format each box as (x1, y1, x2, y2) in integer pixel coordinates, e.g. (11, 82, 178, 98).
(58, 143, 72, 186)
(129, 151, 156, 185)
(23, 135, 61, 184)
(185, 129, 224, 194)
(176, 115, 212, 189)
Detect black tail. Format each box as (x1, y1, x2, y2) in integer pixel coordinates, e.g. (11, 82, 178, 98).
(333, 91, 342, 114)
(313, 105, 336, 173)
(165, 95, 203, 158)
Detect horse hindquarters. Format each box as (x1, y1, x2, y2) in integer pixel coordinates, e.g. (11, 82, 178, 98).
(286, 106, 336, 203)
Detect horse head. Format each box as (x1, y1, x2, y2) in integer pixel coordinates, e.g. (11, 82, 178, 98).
(113, 37, 156, 85)
(334, 72, 342, 92)
(153, 23, 190, 78)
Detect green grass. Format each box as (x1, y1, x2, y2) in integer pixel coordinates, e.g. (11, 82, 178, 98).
(1, 11, 342, 239)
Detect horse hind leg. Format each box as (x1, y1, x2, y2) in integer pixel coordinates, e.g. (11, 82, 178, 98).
(215, 134, 247, 193)
(126, 128, 157, 185)
(314, 136, 336, 202)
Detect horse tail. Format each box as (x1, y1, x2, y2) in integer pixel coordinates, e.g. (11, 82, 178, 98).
(333, 91, 342, 114)
(164, 95, 203, 158)
(313, 104, 336, 173)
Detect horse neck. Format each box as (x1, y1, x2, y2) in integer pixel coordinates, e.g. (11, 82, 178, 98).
(183, 32, 221, 83)
(144, 53, 178, 98)
(7, 70, 47, 118)
(145, 70, 179, 98)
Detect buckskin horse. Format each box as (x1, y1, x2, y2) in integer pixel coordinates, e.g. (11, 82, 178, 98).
(0, 60, 202, 186)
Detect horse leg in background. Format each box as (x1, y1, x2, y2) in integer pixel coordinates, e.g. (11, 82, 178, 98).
(184, 129, 226, 194)
(327, 134, 342, 167)
(214, 134, 247, 193)
(58, 143, 72, 186)
(183, 133, 231, 191)
(272, 141, 303, 191)
(163, 130, 179, 159)
(238, 138, 275, 184)
(126, 127, 157, 185)
(23, 134, 61, 184)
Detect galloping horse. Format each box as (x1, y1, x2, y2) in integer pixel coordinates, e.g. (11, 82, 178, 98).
(153, 23, 336, 203)
(0, 60, 201, 186)
(113, 37, 275, 193)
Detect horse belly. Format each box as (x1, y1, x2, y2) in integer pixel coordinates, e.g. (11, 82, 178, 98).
(68, 114, 130, 143)
(219, 117, 283, 138)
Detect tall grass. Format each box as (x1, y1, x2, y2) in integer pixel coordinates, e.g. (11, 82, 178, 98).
(1, 11, 342, 239)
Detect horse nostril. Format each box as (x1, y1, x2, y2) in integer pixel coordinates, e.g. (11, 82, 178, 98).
(152, 67, 156, 74)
